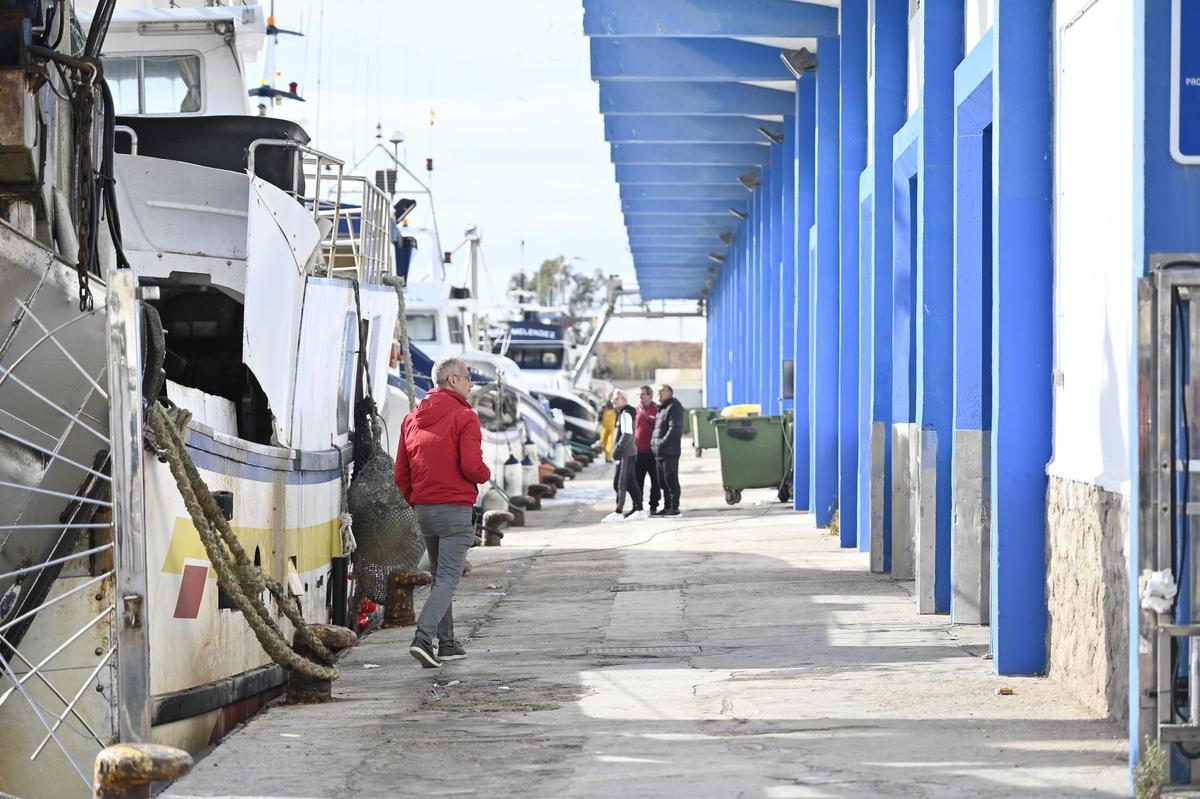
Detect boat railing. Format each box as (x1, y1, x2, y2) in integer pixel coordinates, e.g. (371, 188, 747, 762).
(0, 270, 150, 795)
(247, 138, 346, 277)
(322, 174, 393, 286)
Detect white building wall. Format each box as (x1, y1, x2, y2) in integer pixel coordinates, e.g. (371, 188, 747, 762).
(1049, 0, 1136, 494)
(907, 0, 923, 117)
(963, 0, 994, 54)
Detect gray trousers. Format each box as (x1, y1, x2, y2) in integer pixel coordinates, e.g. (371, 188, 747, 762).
(414, 504, 475, 645)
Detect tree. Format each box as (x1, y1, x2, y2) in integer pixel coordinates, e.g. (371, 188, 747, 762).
(509, 256, 607, 339)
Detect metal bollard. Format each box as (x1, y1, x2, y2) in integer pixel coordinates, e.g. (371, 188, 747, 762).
(93, 743, 193, 799)
(482, 510, 513, 547)
(382, 570, 431, 628)
(287, 623, 356, 704)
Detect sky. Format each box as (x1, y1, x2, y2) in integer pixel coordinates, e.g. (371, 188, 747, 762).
(266, 0, 706, 342)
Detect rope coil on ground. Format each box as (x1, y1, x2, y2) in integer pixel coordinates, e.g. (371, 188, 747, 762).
(146, 403, 338, 681)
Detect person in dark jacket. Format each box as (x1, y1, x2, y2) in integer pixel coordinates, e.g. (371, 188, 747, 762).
(634, 385, 662, 514)
(651, 384, 685, 516)
(395, 356, 491, 668)
(603, 390, 643, 522)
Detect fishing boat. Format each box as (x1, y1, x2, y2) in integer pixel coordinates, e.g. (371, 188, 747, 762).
(0, 3, 400, 796)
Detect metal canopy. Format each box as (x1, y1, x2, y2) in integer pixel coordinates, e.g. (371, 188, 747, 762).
(584, 0, 833, 299)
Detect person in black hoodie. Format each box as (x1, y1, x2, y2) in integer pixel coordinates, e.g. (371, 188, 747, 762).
(650, 384, 685, 516)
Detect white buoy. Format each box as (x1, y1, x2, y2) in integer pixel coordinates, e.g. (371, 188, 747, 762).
(503, 455, 524, 494)
(522, 454, 538, 489)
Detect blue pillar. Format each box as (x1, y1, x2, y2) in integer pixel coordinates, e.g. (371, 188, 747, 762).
(915, 0, 962, 612)
(793, 76, 816, 512)
(810, 38, 841, 528)
(870, 0, 910, 570)
(780, 118, 797, 415)
(990, 0, 1051, 672)
(757, 167, 772, 411)
(769, 141, 785, 414)
(838, 0, 867, 547)
(857, 167, 874, 553)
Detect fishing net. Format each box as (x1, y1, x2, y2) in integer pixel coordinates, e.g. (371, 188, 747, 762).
(349, 397, 424, 603)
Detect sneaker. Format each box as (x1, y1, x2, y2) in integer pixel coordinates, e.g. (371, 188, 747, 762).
(601, 511, 626, 524)
(408, 637, 441, 669)
(629, 510, 650, 520)
(649, 507, 664, 517)
(623, 508, 643, 519)
(437, 640, 467, 661)
(662, 508, 682, 517)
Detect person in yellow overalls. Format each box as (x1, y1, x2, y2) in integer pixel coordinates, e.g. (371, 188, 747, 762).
(598, 397, 618, 463)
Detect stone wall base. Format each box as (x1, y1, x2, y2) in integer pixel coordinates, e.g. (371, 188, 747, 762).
(1045, 475, 1128, 722)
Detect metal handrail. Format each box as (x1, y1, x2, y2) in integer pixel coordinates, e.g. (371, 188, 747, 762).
(114, 124, 138, 155)
(324, 175, 393, 285)
(246, 138, 346, 276)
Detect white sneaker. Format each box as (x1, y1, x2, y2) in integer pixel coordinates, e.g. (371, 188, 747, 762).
(630, 510, 651, 520)
(601, 512, 626, 524)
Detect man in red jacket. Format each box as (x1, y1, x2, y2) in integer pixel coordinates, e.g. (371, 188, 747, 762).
(395, 356, 491, 668)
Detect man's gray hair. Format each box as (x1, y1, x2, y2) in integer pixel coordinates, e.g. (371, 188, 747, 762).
(611, 388, 626, 402)
(432, 356, 467, 387)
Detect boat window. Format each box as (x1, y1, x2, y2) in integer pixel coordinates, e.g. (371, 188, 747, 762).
(103, 54, 203, 115)
(367, 316, 381, 384)
(499, 346, 563, 370)
(447, 315, 465, 345)
(406, 312, 436, 342)
(337, 312, 357, 434)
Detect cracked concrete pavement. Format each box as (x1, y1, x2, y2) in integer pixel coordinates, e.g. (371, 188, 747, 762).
(164, 449, 1128, 798)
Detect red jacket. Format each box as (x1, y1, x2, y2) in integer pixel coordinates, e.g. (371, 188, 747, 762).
(635, 401, 657, 454)
(394, 388, 491, 506)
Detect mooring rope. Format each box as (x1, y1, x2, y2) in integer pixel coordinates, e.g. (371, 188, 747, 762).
(146, 403, 338, 681)
(382, 275, 416, 409)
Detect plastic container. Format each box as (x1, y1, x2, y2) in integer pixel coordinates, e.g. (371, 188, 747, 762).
(712, 415, 791, 505)
(719, 403, 762, 419)
(688, 408, 720, 456)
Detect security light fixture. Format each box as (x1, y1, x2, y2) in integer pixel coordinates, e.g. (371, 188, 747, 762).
(737, 172, 762, 190)
(780, 48, 816, 79)
(707, 254, 725, 264)
(718, 232, 735, 244)
(729, 208, 749, 220)
(757, 127, 785, 144)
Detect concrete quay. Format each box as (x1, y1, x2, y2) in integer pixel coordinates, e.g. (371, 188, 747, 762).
(165, 451, 1127, 799)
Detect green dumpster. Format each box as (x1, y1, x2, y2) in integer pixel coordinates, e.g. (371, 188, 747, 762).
(688, 408, 720, 456)
(712, 415, 792, 505)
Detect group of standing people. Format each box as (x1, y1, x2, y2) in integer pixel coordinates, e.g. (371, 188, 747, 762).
(393, 359, 691, 670)
(602, 384, 684, 521)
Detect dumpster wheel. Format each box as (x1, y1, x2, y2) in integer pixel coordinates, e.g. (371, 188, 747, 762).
(695, 448, 703, 457)
(724, 487, 741, 505)
(777, 482, 791, 504)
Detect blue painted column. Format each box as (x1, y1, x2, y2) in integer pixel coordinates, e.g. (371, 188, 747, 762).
(990, 0, 1051, 672)
(870, 0, 909, 571)
(915, 0, 962, 612)
(769, 142, 785, 414)
(780, 117, 797, 414)
(810, 38, 841, 527)
(857, 167, 874, 552)
(838, 0, 868, 547)
(758, 167, 773, 411)
(793, 77, 816, 512)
